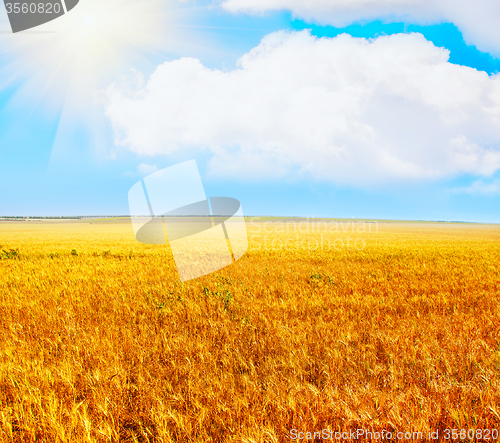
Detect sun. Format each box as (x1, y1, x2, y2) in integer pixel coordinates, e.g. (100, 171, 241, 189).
(0, 0, 179, 110)
(0, 0, 184, 162)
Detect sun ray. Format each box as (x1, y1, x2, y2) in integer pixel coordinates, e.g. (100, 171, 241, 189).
(0, 0, 189, 165)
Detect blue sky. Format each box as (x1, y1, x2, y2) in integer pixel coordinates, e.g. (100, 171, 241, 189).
(1, 0, 500, 222)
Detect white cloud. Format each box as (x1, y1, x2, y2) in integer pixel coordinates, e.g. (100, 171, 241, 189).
(124, 163, 159, 178)
(137, 163, 159, 175)
(460, 179, 500, 195)
(220, 0, 500, 56)
(105, 31, 500, 186)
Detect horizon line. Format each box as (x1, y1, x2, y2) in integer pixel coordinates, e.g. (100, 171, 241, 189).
(0, 215, 498, 224)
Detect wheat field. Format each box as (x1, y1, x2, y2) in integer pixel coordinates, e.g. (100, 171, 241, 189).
(0, 219, 499, 442)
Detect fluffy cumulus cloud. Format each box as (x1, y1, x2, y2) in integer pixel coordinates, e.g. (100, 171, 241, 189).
(105, 31, 500, 186)
(221, 0, 500, 56)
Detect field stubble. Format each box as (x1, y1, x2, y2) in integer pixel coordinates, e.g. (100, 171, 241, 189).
(0, 220, 499, 442)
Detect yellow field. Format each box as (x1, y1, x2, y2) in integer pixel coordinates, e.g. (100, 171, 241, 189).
(0, 219, 499, 442)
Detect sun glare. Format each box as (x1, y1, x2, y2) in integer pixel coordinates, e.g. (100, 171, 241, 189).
(0, 0, 183, 163)
(0, 0, 177, 109)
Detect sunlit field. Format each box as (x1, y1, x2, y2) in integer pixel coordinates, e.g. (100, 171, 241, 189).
(0, 219, 499, 442)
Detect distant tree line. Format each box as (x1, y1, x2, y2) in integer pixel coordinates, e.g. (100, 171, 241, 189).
(0, 216, 83, 219)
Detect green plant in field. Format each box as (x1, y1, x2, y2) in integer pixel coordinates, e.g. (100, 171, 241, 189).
(308, 271, 335, 286)
(1, 248, 20, 260)
(203, 282, 233, 312)
(71, 249, 78, 256)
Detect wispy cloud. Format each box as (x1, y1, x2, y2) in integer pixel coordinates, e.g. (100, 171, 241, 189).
(123, 163, 158, 178)
(458, 179, 500, 195)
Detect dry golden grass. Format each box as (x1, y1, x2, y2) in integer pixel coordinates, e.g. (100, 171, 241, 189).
(0, 219, 499, 442)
